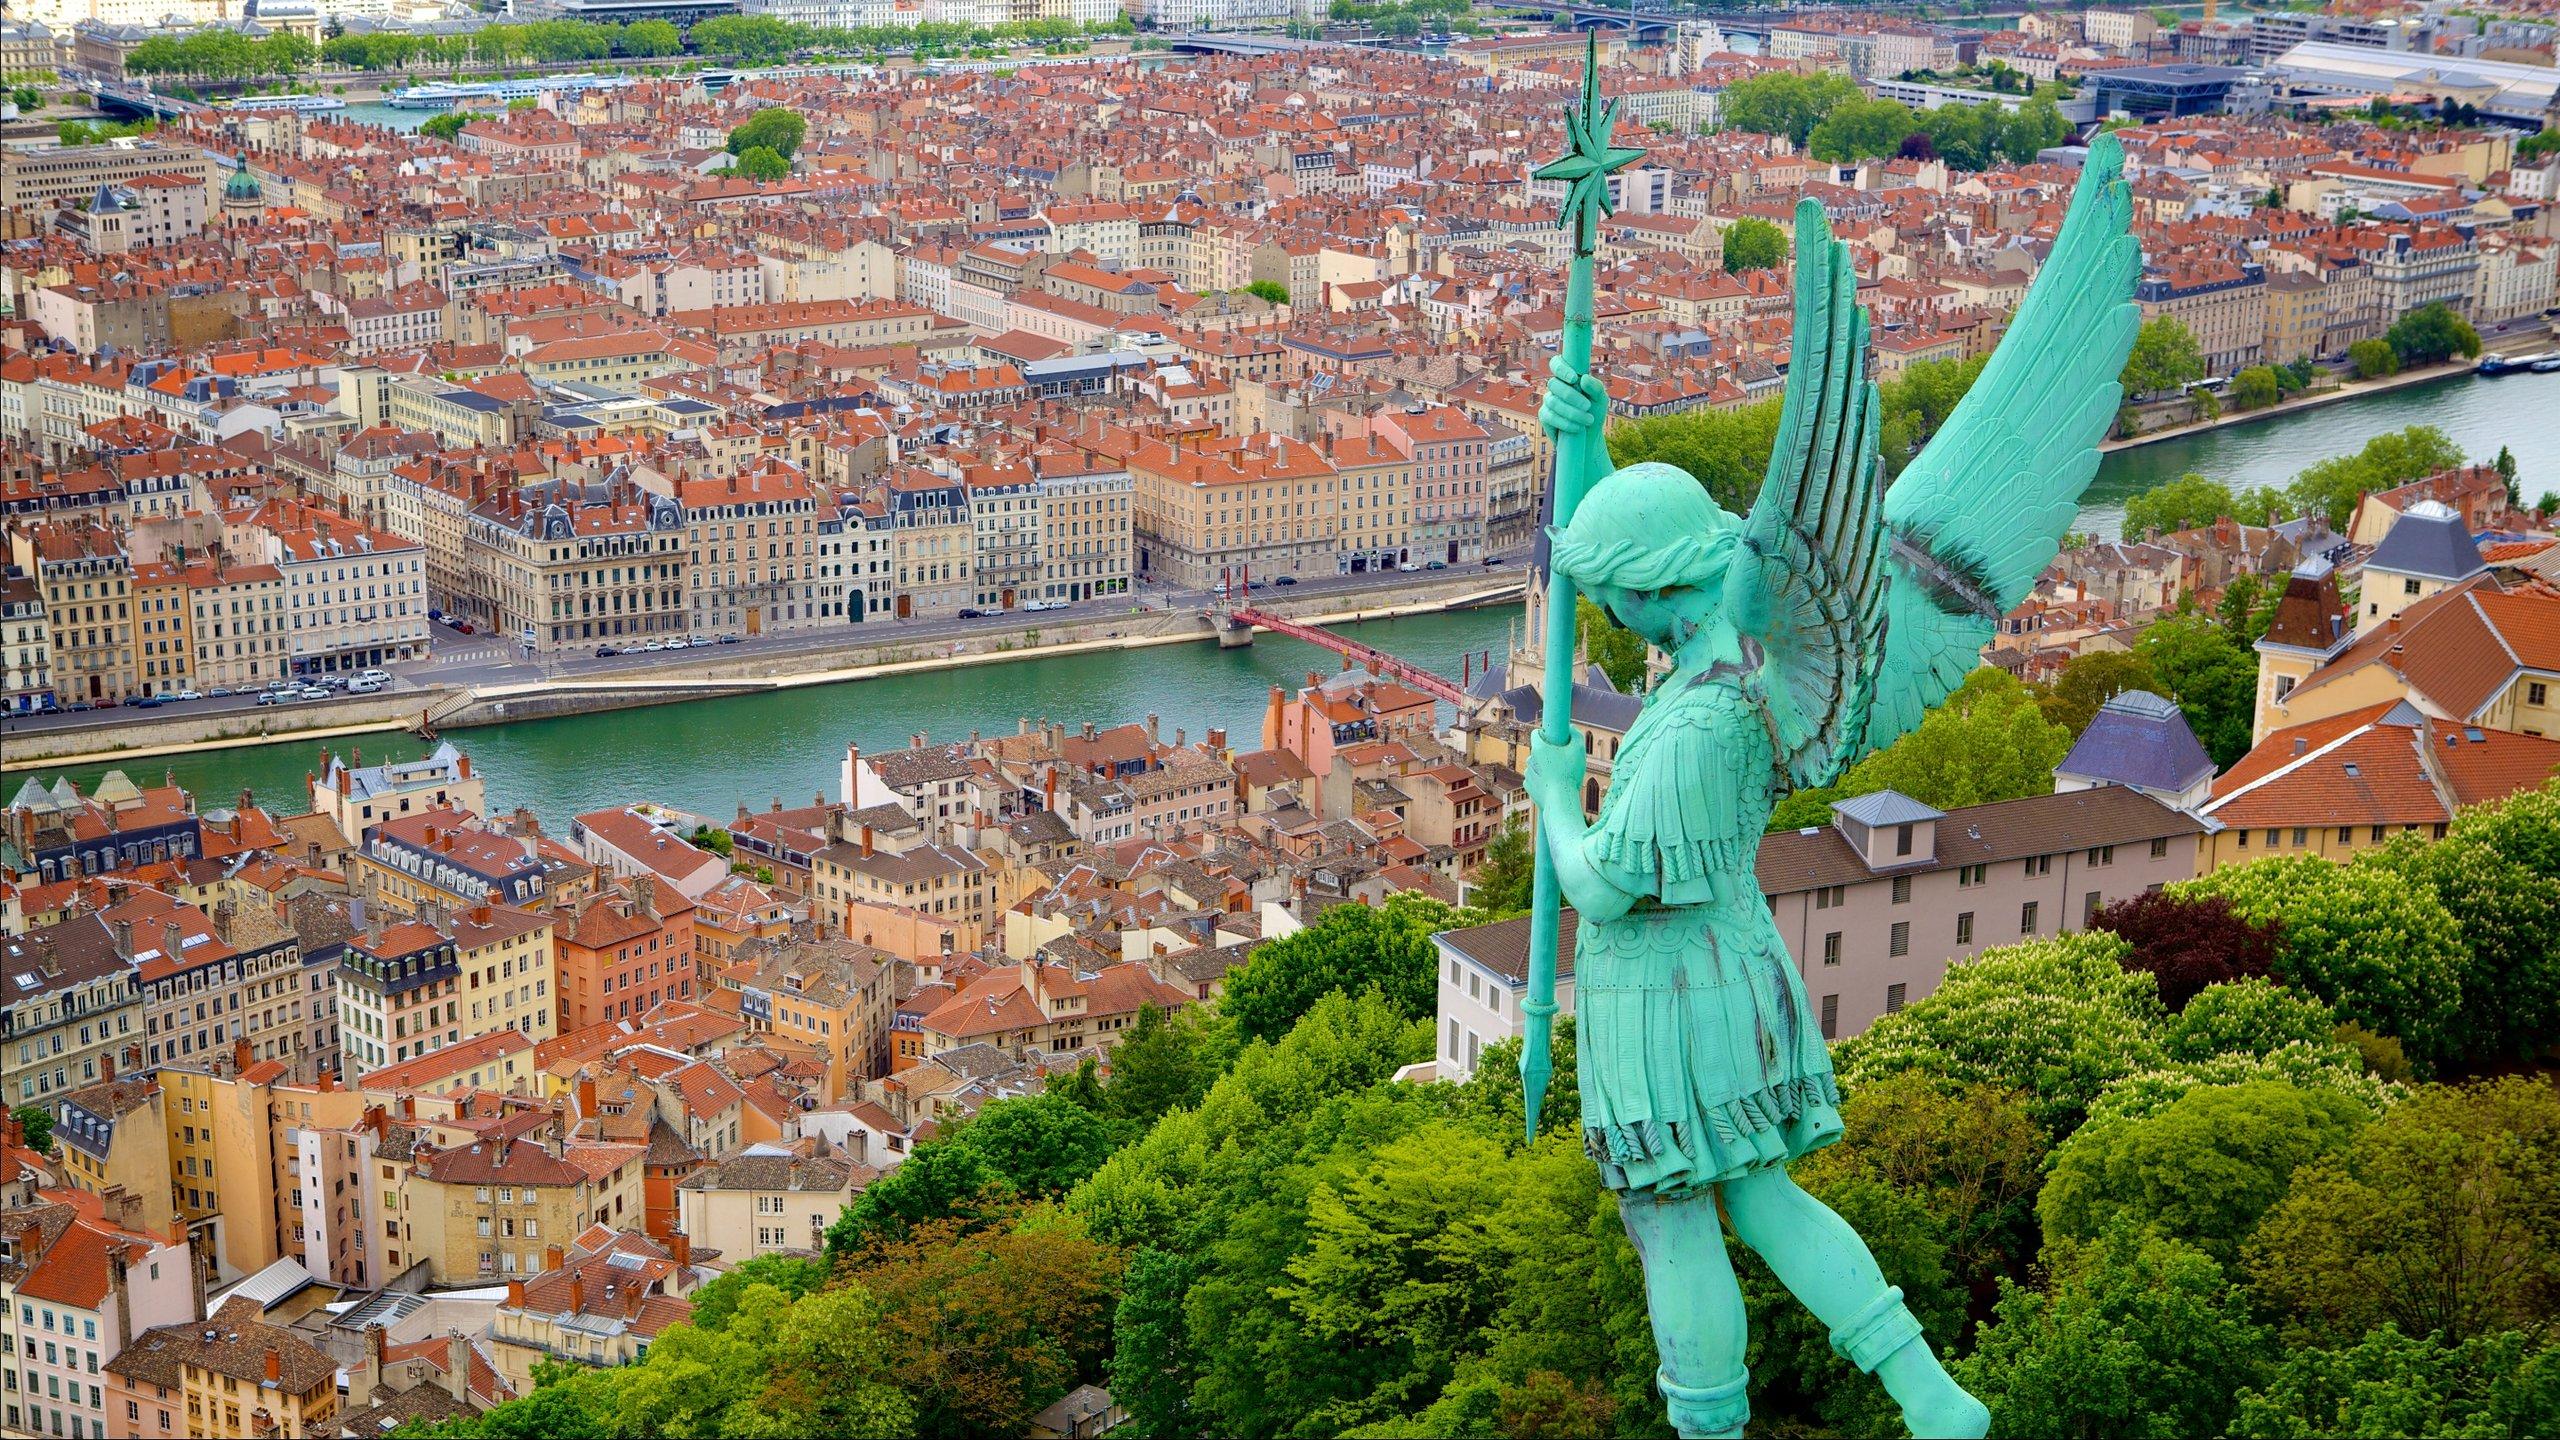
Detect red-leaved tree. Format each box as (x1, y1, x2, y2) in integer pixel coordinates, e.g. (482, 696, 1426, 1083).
(2090, 890, 2283, 1010)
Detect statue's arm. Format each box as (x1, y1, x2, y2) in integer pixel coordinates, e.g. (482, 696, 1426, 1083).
(1524, 731, 1640, 924)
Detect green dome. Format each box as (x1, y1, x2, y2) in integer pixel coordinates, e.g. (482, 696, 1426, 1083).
(224, 168, 263, 203)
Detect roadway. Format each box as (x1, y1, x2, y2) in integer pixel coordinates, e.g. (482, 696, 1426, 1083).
(0, 558, 1526, 745)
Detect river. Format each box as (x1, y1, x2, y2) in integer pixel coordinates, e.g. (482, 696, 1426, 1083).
(2076, 370, 2560, 539)
(13, 365, 2549, 826)
(9, 609, 1520, 825)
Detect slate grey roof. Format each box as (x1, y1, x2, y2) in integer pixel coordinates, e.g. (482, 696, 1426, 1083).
(2366, 500, 2486, 583)
(2057, 690, 2216, 795)
(1831, 791, 1946, 827)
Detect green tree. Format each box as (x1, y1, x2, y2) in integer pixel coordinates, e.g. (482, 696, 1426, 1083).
(1469, 818, 1533, 915)
(2121, 316, 2206, 399)
(2358, 830, 2560, 1065)
(2447, 777, 2560, 884)
(2229, 1325, 2560, 1439)
(2160, 979, 2339, 1062)
(1961, 1224, 2276, 1440)
(2229, 365, 2282, 411)
(1796, 1072, 2048, 1293)
(1242, 279, 1290, 306)
(1996, 96, 2073, 163)
(1221, 892, 1456, 1044)
(2132, 613, 2257, 767)
(1835, 668, 2074, 811)
(2039, 1079, 2367, 1265)
(728, 107, 807, 159)
(1718, 70, 1861, 146)
(1606, 395, 1781, 512)
(1719, 215, 1788, 275)
(2348, 336, 2400, 380)
(11, 1105, 52, 1153)
(684, 1254, 829, 1330)
(1807, 96, 1918, 163)
(1875, 352, 1987, 476)
(1109, 1248, 1198, 1438)
(2177, 855, 2468, 1072)
(742, 1285, 920, 1437)
(827, 1140, 1010, 1255)
(2248, 1078, 2560, 1342)
(2385, 301, 2481, 369)
(2285, 424, 2464, 529)
(846, 1216, 1123, 1433)
(1835, 931, 2168, 1137)
(1099, 1003, 1228, 1127)
(2121, 471, 2235, 537)
(732, 145, 791, 181)
(619, 18, 682, 55)
(2036, 650, 2159, 735)
(419, 111, 467, 142)
(1575, 594, 1649, 694)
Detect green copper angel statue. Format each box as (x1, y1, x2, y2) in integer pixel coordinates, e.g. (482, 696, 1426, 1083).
(1520, 136, 2142, 1440)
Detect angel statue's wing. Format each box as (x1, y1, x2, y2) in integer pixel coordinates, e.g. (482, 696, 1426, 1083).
(1866, 131, 2143, 754)
(1736, 198, 1891, 793)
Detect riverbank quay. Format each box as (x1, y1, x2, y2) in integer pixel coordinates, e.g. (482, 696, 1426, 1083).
(2101, 359, 2482, 456)
(0, 570, 1522, 774)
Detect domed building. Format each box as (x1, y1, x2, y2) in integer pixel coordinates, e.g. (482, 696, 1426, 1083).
(220, 166, 266, 224)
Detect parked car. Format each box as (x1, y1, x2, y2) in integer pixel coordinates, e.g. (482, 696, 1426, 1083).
(957, 607, 987, 619)
(65, 701, 92, 713)
(357, 668, 391, 685)
(1397, 562, 1422, 572)
(1426, 560, 1447, 570)
(717, 633, 741, 644)
(665, 637, 691, 650)
(1273, 575, 1299, 586)
(348, 676, 385, 694)
(256, 691, 284, 706)
(174, 688, 203, 701)
(297, 686, 331, 702)
(1483, 556, 1503, 567)
(643, 639, 666, 652)
(207, 687, 232, 699)
(595, 645, 620, 658)
(129, 695, 167, 709)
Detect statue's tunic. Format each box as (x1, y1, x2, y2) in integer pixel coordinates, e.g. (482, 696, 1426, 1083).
(1575, 662, 1842, 1195)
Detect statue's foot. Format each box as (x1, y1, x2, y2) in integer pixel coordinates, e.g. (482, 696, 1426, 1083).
(1876, 1347, 1989, 1440)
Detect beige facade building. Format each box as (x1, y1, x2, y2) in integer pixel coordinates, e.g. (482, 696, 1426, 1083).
(2136, 261, 2264, 378)
(1032, 458, 1135, 604)
(399, 1131, 648, 1286)
(463, 485, 689, 653)
(1130, 431, 1341, 588)
(9, 517, 134, 705)
(675, 1139, 871, 1262)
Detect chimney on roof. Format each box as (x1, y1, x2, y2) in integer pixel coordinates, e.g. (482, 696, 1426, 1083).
(569, 1273, 586, 1313)
(111, 918, 134, 959)
(670, 1231, 692, 1268)
(546, 1243, 565, 1273)
(262, 1347, 282, 1388)
(444, 1333, 471, 1402)
(505, 1279, 525, 1309)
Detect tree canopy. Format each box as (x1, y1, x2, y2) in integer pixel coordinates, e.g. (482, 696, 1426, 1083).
(1719, 215, 1788, 275)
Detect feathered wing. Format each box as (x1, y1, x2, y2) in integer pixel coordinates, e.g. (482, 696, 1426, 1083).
(1864, 132, 2143, 755)
(1738, 199, 1890, 792)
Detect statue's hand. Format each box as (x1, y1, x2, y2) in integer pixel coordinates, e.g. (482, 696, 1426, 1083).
(1525, 730, 1589, 818)
(1541, 354, 1609, 441)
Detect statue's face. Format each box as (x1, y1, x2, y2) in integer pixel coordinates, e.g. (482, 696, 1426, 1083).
(1588, 581, 1692, 650)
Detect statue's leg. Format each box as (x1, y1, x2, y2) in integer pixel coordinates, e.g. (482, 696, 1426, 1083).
(1617, 1187, 1751, 1440)
(1719, 1167, 1990, 1440)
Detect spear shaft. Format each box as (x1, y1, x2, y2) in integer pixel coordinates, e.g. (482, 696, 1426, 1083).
(1521, 32, 1639, 1139)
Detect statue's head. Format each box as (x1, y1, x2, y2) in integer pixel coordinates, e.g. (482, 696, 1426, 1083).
(1549, 461, 1741, 650)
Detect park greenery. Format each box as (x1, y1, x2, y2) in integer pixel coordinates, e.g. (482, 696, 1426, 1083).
(122, 14, 1135, 83)
(403, 777, 2560, 1439)
(1719, 215, 1788, 275)
(1716, 71, 2071, 169)
(1326, 0, 1484, 39)
(2115, 422, 2470, 543)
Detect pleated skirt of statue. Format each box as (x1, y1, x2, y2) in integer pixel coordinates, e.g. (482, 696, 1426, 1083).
(1575, 900, 1842, 1195)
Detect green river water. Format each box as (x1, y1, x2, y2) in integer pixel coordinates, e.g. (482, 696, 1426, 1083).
(12, 372, 2555, 824)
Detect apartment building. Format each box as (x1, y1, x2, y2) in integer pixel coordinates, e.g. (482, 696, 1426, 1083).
(807, 832, 997, 951)
(399, 1131, 647, 1286)
(8, 518, 134, 705)
(1032, 456, 1134, 604)
(0, 140, 211, 216)
(0, 1202, 197, 1440)
(486, 1231, 688, 1394)
(117, 887, 305, 1073)
(462, 484, 689, 654)
(2349, 222, 2480, 321)
(2135, 259, 2265, 377)
(916, 958, 1195, 1062)
(237, 498, 431, 677)
(1, 572, 51, 715)
(310, 742, 488, 842)
(335, 913, 465, 1079)
(966, 464, 1042, 610)
(1374, 405, 1490, 566)
(550, 878, 698, 1033)
(3, 912, 144, 1108)
(1130, 430, 1340, 588)
(884, 470, 977, 619)
(52, 1077, 179, 1240)
(180, 554, 290, 694)
(670, 466, 826, 637)
(676, 1140, 870, 1263)
(351, 810, 552, 916)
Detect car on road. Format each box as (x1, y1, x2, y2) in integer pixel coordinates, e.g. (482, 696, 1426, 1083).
(174, 689, 203, 701)
(128, 695, 167, 709)
(665, 637, 691, 650)
(595, 645, 620, 658)
(1398, 562, 1422, 572)
(957, 607, 987, 618)
(1425, 560, 1447, 570)
(358, 668, 391, 685)
(1483, 556, 1503, 567)
(296, 686, 331, 702)
(717, 633, 741, 644)
(256, 691, 284, 706)
(643, 639, 666, 651)
(348, 676, 385, 694)
(207, 687, 232, 699)
(1273, 575, 1298, 586)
